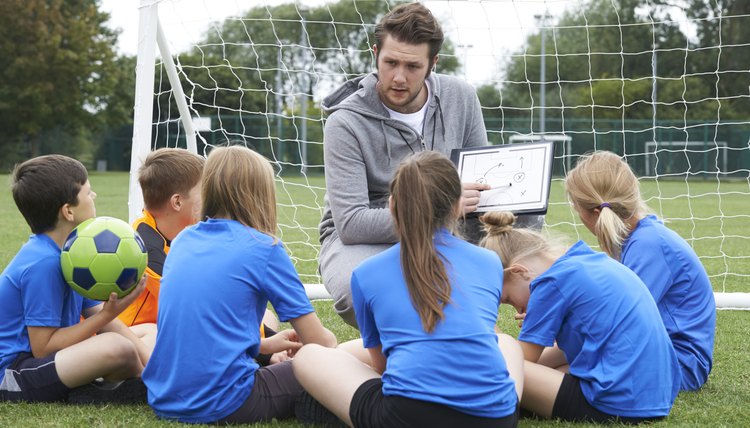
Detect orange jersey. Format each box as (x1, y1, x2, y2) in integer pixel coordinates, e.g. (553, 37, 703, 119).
(118, 210, 169, 326)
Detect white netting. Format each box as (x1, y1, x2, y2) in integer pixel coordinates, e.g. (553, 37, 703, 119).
(134, 0, 750, 296)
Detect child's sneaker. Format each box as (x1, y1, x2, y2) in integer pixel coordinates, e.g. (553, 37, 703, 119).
(67, 377, 146, 404)
(294, 390, 346, 427)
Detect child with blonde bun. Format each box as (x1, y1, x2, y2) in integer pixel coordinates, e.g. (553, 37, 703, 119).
(480, 211, 680, 423)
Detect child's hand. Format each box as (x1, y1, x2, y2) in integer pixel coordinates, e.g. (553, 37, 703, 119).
(260, 329, 303, 356)
(269, 350, 293, 365)
(101, 275, 146, 318)
(514, 311, 526, 328)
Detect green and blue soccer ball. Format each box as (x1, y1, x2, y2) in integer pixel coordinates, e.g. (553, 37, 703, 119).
(61, 216, 148, 301)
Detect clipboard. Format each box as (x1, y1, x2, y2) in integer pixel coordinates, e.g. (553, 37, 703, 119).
(451, 141, 554, 215)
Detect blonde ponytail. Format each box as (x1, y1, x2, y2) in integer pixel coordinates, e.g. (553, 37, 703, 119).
(565, 151, 647, 259)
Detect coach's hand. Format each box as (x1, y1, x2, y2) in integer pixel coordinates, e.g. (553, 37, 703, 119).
(514, 311, 526, 328)
(461, 182, 491, 215)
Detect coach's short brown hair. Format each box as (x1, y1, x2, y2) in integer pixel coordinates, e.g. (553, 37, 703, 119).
(374, 3, 444, 64)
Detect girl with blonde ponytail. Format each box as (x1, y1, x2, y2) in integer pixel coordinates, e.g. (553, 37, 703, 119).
(294, 152, 523, 428)
(479, 211, 680, 423)
(566, 151, 715, 391)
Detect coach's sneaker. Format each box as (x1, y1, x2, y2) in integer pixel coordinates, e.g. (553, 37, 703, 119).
(67, 377, 147, 405)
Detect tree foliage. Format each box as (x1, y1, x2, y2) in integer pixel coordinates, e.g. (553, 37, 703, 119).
(491, 0, 750, 129)
(165, 0, 459, 120)
(0, 0, 125, 168)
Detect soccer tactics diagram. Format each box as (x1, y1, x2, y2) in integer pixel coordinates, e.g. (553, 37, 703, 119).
(453, 141, 554, 214)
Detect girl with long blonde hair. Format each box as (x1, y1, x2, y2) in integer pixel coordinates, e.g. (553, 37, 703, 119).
(142, 145, 336, 424)
(566, 150, 715, 391)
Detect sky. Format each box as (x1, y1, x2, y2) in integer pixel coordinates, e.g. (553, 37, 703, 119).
(99, 0, 571, 85)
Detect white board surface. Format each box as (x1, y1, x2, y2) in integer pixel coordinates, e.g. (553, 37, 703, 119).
(452, 141, 554, 214)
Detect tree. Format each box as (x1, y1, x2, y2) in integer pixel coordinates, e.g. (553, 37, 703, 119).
(0, 0, 121, 168)
(167, 0, 459, 120)
(496, 0, 748, 130)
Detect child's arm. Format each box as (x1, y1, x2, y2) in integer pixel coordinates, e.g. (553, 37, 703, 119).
(367, 345, 386, 374)
(27, 279, 146, 358)
(519, 340, 544, 363)
(259, 329, 303, 356)
(289, 312, 337, 348)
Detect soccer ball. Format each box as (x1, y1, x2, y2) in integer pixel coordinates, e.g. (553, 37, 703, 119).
(60, 216, 148, 301)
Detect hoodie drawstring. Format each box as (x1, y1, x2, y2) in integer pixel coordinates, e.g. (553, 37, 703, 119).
(381, 120, 392, 164)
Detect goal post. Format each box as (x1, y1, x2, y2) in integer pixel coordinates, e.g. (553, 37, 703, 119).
(129, 0, 750, 307)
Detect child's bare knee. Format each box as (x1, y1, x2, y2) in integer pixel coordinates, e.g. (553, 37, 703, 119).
(99, 333, 140, 367)
(293, 344, 324, 371)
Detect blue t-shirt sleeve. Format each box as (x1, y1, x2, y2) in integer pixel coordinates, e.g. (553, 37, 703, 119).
(622, 240, 672, 303)
(22, 256, 67, 327)
(518, 278, 566, 347)
(261, 242, 314, 322)
(351, 271, 380, 349)
(82, 297, 100, 310)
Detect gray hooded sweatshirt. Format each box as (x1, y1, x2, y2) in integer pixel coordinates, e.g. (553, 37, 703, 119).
(318, 72, 488, 247)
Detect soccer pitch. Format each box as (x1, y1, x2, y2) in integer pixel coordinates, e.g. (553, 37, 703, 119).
(0, 172, 749, 427)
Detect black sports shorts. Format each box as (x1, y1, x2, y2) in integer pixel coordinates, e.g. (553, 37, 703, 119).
(552, 373, 665, 424)
(350, 377, 518, 428)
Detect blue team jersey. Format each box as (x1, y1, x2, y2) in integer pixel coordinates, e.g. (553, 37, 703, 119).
(622, 215, 715, 391)
(0, 234, 99, 381)
(519, 241, 680, 418)
(352, 229, 518, 419)
(142, 219, 314, 424)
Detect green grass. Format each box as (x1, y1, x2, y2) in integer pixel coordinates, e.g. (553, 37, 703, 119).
(1, 172, 749, 427)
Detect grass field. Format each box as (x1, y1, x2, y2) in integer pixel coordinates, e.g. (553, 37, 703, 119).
(1, 172, 749, 427)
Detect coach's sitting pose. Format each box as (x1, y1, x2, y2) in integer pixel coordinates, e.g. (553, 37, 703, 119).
(320, 3, 542, 327)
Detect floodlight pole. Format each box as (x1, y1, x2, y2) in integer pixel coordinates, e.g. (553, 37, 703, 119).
(457, 44, 473, 81)
(536, 13, 552, 135)
(300, 11, 309, 174)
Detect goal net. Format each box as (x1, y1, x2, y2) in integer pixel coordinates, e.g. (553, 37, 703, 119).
(130, 0, 750, 306)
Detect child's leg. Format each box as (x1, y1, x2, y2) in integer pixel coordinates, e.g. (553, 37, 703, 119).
(497, 333, 524, 400)
(293, 344, 380, 427)
(129, 323, 157, 352)
(262, 308, 280, 332)
(537, 344, 569, 371)
(54, 332, 142, 388)
(520, 361, 565, 418)
(337, 338, 372, 366)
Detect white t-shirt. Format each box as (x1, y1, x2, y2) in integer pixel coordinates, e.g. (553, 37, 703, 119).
(383, 81, 431, 136)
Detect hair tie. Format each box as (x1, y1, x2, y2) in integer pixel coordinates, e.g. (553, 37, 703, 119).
(599, 202, 611, 209)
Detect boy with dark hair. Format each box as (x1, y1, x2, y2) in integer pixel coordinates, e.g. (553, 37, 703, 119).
(0, 155, 150, 403)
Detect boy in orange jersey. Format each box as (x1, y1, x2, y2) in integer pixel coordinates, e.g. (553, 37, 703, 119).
(118, 148, 204, 330)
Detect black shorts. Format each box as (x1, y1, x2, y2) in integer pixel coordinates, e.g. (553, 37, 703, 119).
(215, 361, 303, 425)
(350, 378, 518, 428)
(552, 374, 665, 424)
(0, 352, 69, 402)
